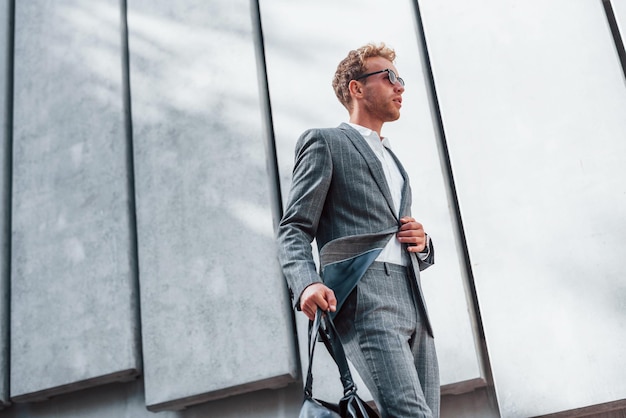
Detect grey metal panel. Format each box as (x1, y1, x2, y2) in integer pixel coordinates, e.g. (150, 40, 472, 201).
(260, 0, 484, 402)
(0, 379, 303, 418)
(419, 0, 626, 416)
(127, 0, 297, 411)
(11, 0, 140, 401)
(441, 388, 500, 418)
(0, 0, 11, 407)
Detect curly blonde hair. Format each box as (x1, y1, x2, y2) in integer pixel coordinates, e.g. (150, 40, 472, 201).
(332, 42, 397, 111)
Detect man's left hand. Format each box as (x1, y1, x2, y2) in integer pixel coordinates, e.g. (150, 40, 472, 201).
(397, 217, 427, 252)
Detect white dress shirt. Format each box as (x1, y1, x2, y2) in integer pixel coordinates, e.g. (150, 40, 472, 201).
(348, 123, 409, 266)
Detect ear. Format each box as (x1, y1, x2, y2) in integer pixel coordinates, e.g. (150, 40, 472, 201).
(348, 79, 363, 99)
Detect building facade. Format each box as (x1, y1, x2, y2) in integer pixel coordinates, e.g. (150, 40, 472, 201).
(1, 0, 626, 417)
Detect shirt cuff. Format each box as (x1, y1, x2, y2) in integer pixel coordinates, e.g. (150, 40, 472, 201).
(417, 234, 431, 261)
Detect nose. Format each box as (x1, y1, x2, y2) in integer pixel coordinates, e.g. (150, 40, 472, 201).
(394, 82, 405, 93)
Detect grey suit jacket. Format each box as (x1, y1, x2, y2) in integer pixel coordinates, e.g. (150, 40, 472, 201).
(277, 123, 435, 334)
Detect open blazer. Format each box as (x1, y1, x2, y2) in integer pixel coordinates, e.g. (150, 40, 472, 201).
(277, 123, 435, 335)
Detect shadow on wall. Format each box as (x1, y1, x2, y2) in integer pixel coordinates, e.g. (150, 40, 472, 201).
(10, 0, 296, 414)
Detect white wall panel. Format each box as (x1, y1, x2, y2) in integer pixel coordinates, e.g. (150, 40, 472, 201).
(127, 0, 297, 411)
(11, 0, 140, 401)
(260, 0, 484, 402)
(420, 0, 626, 416)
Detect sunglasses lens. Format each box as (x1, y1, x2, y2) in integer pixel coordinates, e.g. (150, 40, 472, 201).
(388, 70, 404, 87)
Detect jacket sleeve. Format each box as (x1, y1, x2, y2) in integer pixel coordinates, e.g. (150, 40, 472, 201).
(277, 129, 332, 310)
(416, 237, 435, 271)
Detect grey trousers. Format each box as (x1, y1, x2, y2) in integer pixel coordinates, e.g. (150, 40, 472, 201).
(334, 261, 440, 418)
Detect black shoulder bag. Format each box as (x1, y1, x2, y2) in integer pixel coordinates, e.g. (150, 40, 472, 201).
(299, 310, 379, 418)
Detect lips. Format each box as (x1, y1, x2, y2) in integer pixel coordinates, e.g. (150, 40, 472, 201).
(393, 97, 402, 106)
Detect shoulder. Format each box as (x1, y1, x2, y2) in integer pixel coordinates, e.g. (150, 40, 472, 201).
(299, 126, 343, 139)
(297, 124, 356, 148)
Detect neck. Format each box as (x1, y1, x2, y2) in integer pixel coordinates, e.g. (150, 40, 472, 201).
(349, 113, 383, 138)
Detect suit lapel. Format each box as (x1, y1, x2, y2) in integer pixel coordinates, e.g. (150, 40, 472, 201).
(386, 147, 411, 218)
(338, 123, 397, 219)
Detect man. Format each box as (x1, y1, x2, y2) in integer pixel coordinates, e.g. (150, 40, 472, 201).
(277, 43, 439, 417)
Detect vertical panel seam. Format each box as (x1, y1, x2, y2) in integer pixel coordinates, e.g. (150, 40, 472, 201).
(250, 0, 283, 228)
(249, 0, 301, 379)
(602, 0, 626, 81)
(3, 0, 15, 405)
(119, 0, 143, 374)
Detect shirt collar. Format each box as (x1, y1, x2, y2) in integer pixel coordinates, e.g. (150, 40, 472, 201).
(347, 123, 393, 150)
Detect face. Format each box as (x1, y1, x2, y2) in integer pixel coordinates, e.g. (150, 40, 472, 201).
(358, 56, 405, 123)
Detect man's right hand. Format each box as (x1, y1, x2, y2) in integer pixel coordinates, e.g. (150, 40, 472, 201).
(299, 283, 337, 321)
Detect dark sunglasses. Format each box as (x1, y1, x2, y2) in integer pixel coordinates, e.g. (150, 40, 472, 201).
(354, 68, 405, 87)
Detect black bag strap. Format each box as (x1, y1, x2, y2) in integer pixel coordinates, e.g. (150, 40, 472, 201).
(304, 309, 358, 398)
(303, 311, 321, 398)
(319, 311, 357, 395)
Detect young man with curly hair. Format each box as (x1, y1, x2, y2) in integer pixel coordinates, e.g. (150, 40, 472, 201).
(278, 43, 440, 417)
